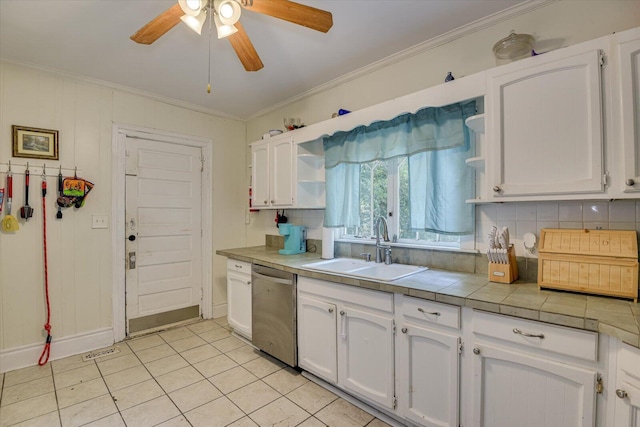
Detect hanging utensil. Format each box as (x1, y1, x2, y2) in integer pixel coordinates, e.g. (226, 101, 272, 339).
(56, 166, 63, 219)
(20, 163, 34, 221)
(1, 162, 19, 232)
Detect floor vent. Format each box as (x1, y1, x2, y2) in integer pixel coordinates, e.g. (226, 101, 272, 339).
(82, 346, 120, 361)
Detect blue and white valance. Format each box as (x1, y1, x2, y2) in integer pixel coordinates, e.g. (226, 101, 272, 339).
(323, 100, 477, 234)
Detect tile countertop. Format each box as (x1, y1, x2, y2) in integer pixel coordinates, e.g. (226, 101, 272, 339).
(217, 246, 640, 348)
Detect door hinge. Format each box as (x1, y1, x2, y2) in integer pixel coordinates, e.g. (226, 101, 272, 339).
(458, 339, 463, 355)
(603, 171, 609, 186)
(200, 288, 203, 302)
(393, 396, 397, 409)
(596, 374, 604, 394)
(200, 154, 204, 172)
(392, 320, 396, 335)
(599, 51, 606, 67)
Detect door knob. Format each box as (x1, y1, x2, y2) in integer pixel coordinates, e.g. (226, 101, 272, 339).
(616, 389, 628, 399)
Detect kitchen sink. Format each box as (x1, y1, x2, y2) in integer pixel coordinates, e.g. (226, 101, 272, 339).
(301, 258, 427, 282)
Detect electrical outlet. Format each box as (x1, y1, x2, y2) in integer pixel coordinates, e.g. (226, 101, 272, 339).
(92, 214, 109, 229)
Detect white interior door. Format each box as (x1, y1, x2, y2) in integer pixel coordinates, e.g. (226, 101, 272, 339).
(125, 136, 203, 334)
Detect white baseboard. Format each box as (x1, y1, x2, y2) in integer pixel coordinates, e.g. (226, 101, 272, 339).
(212, 302, 227, 319)
(0, 328, 114, 374)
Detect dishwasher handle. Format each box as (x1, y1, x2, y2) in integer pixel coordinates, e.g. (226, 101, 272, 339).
(252, 271, 294, 286)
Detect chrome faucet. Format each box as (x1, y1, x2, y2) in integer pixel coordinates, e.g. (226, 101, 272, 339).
(374, 216, 391, 264)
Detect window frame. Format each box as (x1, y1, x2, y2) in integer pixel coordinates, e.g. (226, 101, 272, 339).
(338, 157, 475, 251)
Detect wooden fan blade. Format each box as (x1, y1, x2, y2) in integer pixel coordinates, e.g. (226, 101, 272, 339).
(130, 3, 183, 45)
(243, 0, 333, 33)
(228, 21, 264, 71)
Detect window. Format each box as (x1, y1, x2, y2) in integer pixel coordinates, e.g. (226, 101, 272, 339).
(343, 157, 463, 248)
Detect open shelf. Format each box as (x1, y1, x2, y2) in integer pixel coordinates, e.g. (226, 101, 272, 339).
(465, 157, 485, 168)
(465, 113, 485, 133)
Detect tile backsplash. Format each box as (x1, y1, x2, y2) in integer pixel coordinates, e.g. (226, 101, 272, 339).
(259, 199, 640, 281)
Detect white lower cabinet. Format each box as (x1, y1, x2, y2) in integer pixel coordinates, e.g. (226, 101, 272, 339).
(614, 343, 640, 426)
(339, 306, 395, 409)
(226, 260, 252, 339)
(396, 295, 461, 427)
(297, 295, 337, 383)
(471, 311, 599, 427)
(297, 277, 610, 427)
(297, 277, 396, 411)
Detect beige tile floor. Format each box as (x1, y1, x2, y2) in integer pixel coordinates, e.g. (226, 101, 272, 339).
(0, 317, 392, 427)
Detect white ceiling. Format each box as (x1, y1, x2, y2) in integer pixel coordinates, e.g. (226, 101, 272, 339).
(0, 0, 528, 120)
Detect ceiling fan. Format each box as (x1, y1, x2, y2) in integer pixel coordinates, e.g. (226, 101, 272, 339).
(130, 0, 333, 72)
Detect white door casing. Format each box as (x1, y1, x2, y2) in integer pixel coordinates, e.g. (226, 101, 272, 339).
(112, 125, 212, 342)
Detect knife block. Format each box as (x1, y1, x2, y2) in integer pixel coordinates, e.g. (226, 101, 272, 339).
(488, 245, 519, 284)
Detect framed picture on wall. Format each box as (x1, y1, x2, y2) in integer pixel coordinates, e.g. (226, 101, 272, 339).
(12, 125, 59, 160)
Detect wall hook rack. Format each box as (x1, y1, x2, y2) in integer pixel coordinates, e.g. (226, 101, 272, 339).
(0, 162, 81, 178)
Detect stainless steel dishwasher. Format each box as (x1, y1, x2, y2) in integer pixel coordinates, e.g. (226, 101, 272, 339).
(251, 264, 297, 367)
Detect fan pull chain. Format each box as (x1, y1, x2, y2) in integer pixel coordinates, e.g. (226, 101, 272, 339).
(207, 0, 212, 93)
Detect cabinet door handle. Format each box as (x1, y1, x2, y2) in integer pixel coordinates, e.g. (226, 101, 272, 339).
(263, 200, 268, 204)
(616, 389, 628, 399)
(626, 179, 635, 186)
(473, 347, 480, 355)
(328, 308, 334, 313)
(401, 327, 408, 334)
(513, 328, 544, 339)
(493, 186, 502, 193)
(234, 264, 243, 269)
(418, 308, 440, 316)
(271, 200, 275, 204)
(246, 281, 251, 285)
(340, 310, 345, 315)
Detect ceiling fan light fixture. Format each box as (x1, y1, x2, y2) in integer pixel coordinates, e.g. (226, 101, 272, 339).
(214, 0, 241, 25)
(179, 0, 206, 16)
(213, 14, 238, 39)
(181, 10, 207, 35)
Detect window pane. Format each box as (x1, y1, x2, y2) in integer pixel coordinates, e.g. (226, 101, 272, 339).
(345, 161, 387, 238)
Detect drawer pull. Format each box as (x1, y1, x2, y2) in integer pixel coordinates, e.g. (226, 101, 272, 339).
(234, 264, 243, 269)
(513, 328, 544, 339)
(418, 308, 441, 316)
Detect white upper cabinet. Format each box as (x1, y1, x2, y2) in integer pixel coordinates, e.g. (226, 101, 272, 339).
(250, 135, 295, 209)
(487, 37, 608, 199)
(615, 28, 640, 194)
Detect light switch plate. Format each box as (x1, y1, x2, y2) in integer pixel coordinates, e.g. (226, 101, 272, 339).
(92, 214, 109, 229)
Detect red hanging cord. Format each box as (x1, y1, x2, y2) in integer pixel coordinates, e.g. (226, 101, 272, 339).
(38, 178, 51, 366)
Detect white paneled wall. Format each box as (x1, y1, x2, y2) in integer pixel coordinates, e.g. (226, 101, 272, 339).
(0, 62, 246, 369)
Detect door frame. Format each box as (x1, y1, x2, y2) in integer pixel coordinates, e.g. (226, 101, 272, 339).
(111, 123, 213, 342)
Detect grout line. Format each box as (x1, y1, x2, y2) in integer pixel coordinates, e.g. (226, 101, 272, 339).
(49, 363, 64, 427)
